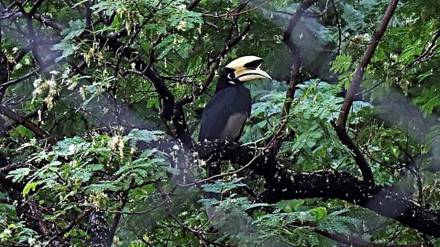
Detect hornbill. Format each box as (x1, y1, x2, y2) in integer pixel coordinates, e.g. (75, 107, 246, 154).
(198, 56, 272, 177)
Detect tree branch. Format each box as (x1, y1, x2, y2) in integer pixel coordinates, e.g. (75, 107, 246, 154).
(333, 0, 398, 186)
(289, 221, 426, 247)
(266, 0, 316, 154)
(176, 13, 251, 107)
(336, 0, 398, 128)
(0, 155, 67, 246)
(0, 104, 49, 138)
(91, 33, 196, 147)
(108, 181, 133, 245)
(332, 121, 374, 185)
(206, 141, 440, 237)
(0, 67, 41, 92)
(89, 208, 110, 247)
(406, 29, 440, 68)
(47, 209, 92, 246)
(27, 9, 194, 148)
(186, 0, 202, 10)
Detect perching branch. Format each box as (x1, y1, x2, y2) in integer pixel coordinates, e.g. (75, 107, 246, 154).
(207, 141, 440, 237)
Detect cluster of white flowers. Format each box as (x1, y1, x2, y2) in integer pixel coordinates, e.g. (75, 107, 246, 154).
(109, 135, 125, 158)
(32, 70, 64, 110)
(177, 20, 187, 31)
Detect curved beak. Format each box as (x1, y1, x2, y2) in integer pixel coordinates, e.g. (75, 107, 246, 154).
(235, 66, 272, 82)
(225, 56, 272, 83)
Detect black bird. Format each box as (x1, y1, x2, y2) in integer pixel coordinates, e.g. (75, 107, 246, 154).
(199, 56, 272, 176)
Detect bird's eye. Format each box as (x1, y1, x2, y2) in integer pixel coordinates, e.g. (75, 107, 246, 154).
(227, 72, 234, 80)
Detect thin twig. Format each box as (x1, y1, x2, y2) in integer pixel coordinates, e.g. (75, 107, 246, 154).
(330, 0, 342, 55)
(336, 0, 399, 127)
(266, 0, 316, 154)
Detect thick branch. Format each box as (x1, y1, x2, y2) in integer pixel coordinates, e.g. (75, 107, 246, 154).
(208, 142, 440, 237)
(90, 32, 199, 148)
(0, 104, 49, 138)
(332, 122, 374, 185)
(89, 208, 110, 247)
(282, 171, 440, 237)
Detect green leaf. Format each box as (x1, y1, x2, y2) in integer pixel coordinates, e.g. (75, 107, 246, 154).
(6, 168, 31, 183)
(310, 207, 327, 221)
(22, 181, 41, 197)
(126, 129, 164, 143)
(86, 183, 119, 193)
(414, 85, 440, 114)
(277, 199, 305, 212)
(201, 179, 246, 194)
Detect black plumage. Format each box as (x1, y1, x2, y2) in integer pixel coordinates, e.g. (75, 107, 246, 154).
(199, 70, 251, 142)
(198, 56, 271, 177)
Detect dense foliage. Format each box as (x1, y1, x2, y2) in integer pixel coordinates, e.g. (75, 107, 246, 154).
(0, 0, 439, 246)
